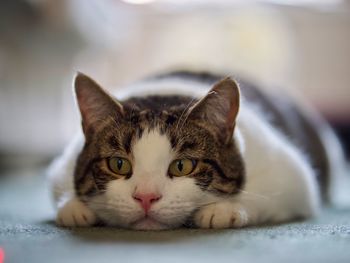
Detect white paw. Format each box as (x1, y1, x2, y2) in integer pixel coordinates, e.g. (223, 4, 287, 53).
(194, 202, 248, 229)
(56, 197, 96, 227)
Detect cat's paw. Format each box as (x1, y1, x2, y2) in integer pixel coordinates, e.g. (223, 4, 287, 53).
(56, 197, 96, 227)
(194, 202, 248, 229)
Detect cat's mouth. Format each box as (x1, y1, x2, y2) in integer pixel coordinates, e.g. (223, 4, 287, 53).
(130, 216, 170, 230)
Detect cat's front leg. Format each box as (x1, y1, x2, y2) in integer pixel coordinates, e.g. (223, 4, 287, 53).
(56, 197, 97, 227)
(194, 202, 249, 229)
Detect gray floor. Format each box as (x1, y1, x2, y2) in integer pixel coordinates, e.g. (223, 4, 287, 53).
(1, 168, 350, 263)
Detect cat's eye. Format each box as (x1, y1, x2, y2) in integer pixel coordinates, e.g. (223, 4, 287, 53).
(108, 157, 132, 176)
(168, 159, 196, 177)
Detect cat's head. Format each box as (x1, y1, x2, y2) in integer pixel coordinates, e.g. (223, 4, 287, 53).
(73, 73, 245, 230)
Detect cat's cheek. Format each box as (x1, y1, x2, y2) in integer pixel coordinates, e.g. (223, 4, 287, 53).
(91, 180, 143, 226)
(148, 178, 205, 225)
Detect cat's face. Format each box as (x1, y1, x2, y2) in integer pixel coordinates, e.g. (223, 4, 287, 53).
(73, 73, 245, 230)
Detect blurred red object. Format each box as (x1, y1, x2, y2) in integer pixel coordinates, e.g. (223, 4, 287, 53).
(0, 247, 4, 263)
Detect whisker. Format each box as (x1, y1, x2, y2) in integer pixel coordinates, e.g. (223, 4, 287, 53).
(87, 200, 119, 209)
(175, 97, 197, 133)
(238, 189, 271, 200)
(87, 199, 139, 212)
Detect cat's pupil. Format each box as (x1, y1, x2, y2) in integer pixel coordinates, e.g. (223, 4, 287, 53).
(117, 159, 123, 170)
(177, 160, 183, 171)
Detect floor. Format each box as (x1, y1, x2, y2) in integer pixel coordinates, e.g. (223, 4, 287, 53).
(1, 168, 350, 263)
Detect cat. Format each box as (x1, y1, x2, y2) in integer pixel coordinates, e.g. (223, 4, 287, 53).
(48, 71, 345, 230)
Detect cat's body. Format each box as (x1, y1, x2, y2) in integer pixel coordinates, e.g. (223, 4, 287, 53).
(49, 71, 344, 230)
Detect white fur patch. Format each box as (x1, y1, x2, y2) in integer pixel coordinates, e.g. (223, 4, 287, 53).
(132, 129, 174, 192)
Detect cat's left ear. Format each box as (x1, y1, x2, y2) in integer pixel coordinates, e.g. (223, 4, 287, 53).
(188, 77, 240, 144)
(74, 72, 124, 136)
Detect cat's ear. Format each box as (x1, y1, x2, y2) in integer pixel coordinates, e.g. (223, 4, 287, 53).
(188, 77, 240, 144)
(74, 72, 124, 135)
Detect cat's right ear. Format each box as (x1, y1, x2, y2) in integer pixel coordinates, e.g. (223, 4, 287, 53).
(74, 72, 124, 135)
(187, 77, 240, 145)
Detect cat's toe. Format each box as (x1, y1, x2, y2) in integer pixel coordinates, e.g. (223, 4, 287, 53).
(56, 197, 96, 227)
(194, 203, 248, 229)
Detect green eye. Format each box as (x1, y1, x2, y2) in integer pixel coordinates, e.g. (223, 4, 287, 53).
(168, 159, 196, 177)
(108, 157, 132, 176)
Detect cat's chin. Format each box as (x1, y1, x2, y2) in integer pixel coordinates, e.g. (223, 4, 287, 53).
(130, 217, 170, 231)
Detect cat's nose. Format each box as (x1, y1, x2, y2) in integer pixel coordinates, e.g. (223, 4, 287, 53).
(133, 192, 162, 213)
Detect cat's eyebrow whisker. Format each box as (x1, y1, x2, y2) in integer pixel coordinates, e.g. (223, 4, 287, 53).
(175, 97, 197, 133)
(177, 111, 191, 133)
(177, 90, 222, 132)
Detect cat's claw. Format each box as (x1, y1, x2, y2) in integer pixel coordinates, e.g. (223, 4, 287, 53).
(56, 197, 97, 227)
(194, 202, 248, 229)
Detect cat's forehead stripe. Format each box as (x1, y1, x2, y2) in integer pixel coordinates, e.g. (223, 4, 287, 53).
(123, 132, 134, 154)
(108, 136, 122, 151)
(179, 141, 199, 152)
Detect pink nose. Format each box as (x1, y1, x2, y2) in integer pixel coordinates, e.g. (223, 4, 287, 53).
(133, 192, 162, 213)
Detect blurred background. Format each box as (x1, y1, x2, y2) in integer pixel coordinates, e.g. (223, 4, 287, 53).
(0, 0, 349, 172)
